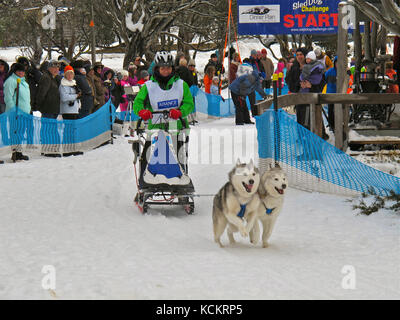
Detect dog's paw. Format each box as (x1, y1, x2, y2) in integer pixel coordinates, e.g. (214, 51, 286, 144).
(240, 227, 249, 238)
(250, 238, 258, 245)
(262, 242, 269, 248)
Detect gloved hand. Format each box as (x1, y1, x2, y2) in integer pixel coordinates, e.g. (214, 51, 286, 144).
(138, 109, 152, 121)
(169, 109, 182, 120)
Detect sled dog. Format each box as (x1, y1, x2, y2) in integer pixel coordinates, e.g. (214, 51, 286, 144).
(250, 165, 287, 248)
(212, 159, 261, 247)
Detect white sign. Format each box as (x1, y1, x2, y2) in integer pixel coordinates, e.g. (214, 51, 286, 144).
(239, 5, 281, 24)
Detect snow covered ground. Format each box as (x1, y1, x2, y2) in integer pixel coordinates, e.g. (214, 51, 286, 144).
(0, 118, 399, 300)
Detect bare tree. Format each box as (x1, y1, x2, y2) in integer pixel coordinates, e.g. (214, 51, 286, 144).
(349, 0, 400, 35)
(95, 0, 217, 69)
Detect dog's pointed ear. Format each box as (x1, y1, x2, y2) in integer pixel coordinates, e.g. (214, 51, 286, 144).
(236, 158, 241, 166)
(249, 159, 254, 167)
(275, 162, 281, 169)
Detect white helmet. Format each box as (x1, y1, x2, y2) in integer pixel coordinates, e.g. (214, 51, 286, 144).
(155, 51, 174, 67)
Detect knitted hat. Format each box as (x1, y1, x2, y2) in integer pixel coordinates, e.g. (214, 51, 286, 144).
(64, 65, 74, 74)
(212, 76, 219, 82)
(261, 48, 267, 54)
(250, 49, 257, 56)
(306, 51, 317, 61)
(120, 70, 129, 77)
(188, 59, 196, 66)
(47, 60, 60, 68)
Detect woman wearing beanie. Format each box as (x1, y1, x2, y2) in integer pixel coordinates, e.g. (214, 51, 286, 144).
(59, 66, 81, 120)
(3, 62, 32, 161)
(59, 65, 83, 156)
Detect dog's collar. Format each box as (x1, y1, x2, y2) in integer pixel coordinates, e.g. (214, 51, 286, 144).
(261, 202, 275, 215)
(237, 204, 247, 219)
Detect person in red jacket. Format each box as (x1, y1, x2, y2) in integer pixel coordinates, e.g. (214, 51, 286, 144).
(386, 61, 399, 93)
(203, 65, 215, 94)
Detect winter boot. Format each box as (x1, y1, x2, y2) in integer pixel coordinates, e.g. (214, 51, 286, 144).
(16, 152, 29, 161)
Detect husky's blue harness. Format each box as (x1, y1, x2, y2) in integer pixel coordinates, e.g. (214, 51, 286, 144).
(237, 204, 247, 219)
(262, 202, 274, 215)
(265, 208, 274, 215)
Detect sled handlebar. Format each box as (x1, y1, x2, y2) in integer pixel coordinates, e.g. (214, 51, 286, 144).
(136, 109, 188, 131)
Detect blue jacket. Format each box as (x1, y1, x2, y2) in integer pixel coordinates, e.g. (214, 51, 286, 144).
(229, 70, 267, 98)
(325, 67, 337, 93)
(4, 73, 31, 113)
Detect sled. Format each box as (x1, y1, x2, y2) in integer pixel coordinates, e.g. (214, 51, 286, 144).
(129, 110, 195, 214)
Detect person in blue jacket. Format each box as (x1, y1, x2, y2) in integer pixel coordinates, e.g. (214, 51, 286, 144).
(4, 63, 31, 161)
(229, 68, 268, 125)
(325, 56, 337, 131)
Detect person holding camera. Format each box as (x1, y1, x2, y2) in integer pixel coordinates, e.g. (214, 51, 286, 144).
(59, 65, 83, 156)
(59, 66, 81, 120)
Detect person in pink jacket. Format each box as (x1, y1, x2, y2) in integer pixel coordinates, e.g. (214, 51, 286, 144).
(128, 64, 138, 86)
(274, 59, 286, 89)
(119, 70, 130, 112)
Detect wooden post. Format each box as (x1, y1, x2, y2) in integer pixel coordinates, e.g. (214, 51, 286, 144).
(353, 6, 362, 92)
(310, 104, 315, 134)
(90, 0, 96, 64)
(335, 2, 348, 151)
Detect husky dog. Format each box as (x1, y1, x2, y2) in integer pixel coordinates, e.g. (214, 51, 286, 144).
(212, 159, 261, 248)
(250, 165, 287, 248)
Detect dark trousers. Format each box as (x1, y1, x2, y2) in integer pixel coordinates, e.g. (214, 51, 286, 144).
(328, 104, 335, 131)
(62, 114, 79, 120)
(296, 104, 310, 130)
(263, 79, 272, 89)
(248, 91, 258, 117)
(232, 92, 251, 124)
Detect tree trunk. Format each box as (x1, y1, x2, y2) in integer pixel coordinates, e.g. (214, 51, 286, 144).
(123, 34, 145, 70)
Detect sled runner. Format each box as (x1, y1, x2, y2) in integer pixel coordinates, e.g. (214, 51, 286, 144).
(130, 110, 195, 214)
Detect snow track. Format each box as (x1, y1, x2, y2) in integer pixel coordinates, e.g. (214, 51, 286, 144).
(0, 118, 399, 299)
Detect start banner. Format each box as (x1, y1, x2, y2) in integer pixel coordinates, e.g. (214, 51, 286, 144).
(238, 0, 341, 35)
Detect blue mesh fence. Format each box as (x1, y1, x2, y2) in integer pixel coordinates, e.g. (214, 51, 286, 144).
(190, 86, 235, 117)
(0, 100, 115, 155)
(256, 109, 400, 196)
(115, 111, 139, 121)
(189, 85, 289, 118)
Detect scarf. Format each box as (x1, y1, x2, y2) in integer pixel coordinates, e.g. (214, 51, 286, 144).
(61, 78, 77, 87)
